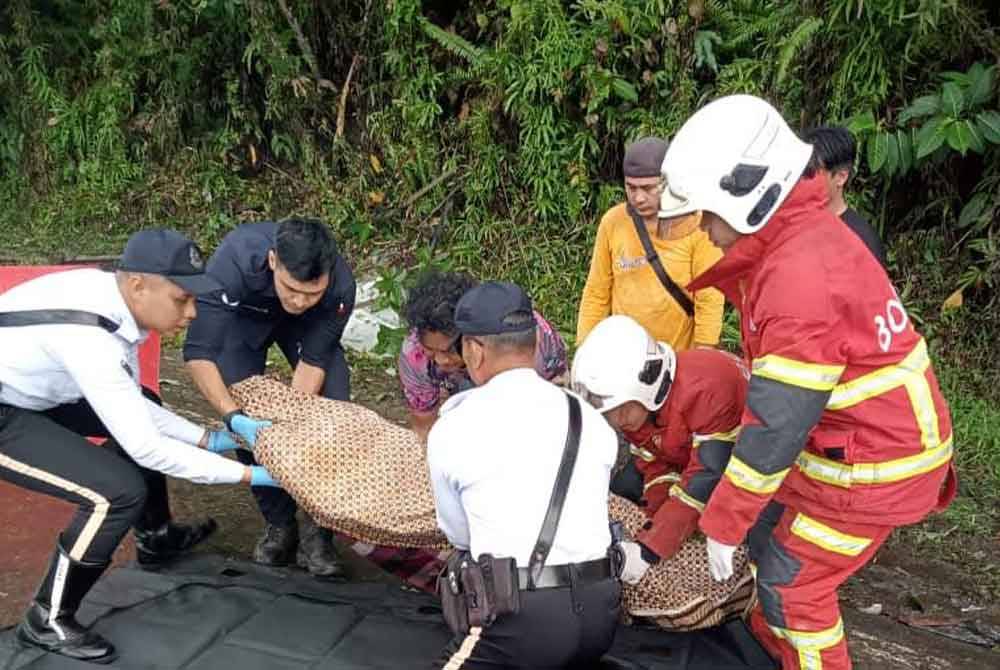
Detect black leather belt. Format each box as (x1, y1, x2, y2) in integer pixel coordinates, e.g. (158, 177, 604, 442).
(517, 557, 612, 590)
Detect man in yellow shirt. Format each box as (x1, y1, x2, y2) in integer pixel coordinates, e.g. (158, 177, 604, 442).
(577, 137, 724, 349)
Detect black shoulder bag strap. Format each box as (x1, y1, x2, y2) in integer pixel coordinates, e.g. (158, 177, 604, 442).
(526, 392, 583, 589)
(0, 309, 120, 333)
(626, 204, 695, 317)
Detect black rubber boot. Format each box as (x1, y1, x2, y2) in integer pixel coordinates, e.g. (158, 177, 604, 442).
(135, 518, 218, 567)
(16, 545, 117, 664)
(253, 521, 299, 566)
(297, 515, 346, 579)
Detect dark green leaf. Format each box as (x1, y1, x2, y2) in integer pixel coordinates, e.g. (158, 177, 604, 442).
(941, 70, 969, 86)
(898, 95, 940, 124)
(965, 64, 996, 108)
(963, 119, 985, 153)
(611, 79, 638, 103)
(958, 193, 988, 229)
(976, 110, 1000, 144)
(884, 131, 899, 176)
(945, 120, 972, 155)
(915, 118, 945, 159)
(845, 110, 877, 134)
(868, 131, 889, 173)
(941, 82, 964, 118)
(897, 129, 913, 174)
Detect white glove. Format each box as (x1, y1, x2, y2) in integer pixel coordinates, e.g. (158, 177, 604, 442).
(618, 541, 652, 585)
(706, 536, 738, 582)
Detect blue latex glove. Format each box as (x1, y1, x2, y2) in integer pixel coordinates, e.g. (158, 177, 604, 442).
(226, 412, 273, 449)
(249, 466, 279, 488)
(206, 430, 241, 453)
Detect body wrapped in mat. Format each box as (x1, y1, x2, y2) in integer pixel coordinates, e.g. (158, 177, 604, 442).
(231, 376, 755, 631)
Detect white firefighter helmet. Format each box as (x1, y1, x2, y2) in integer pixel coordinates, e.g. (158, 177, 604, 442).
(658, 94, 813, 234)
(571, 315, 677, 413)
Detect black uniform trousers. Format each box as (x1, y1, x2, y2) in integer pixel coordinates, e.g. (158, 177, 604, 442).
(435, 576, 621, 669)
(215, 317, 351, 527)
(0, 392, 166, 564)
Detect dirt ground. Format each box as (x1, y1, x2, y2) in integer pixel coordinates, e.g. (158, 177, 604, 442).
(3, 346, 999, 668)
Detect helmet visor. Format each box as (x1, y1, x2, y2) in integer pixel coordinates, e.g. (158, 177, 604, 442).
(572, 382, 615, 413)
(657, 180, 695, 219)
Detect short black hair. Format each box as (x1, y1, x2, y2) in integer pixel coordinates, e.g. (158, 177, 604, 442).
(479, 311, 537, 354)
(404, 270, 479, 337)
(274, 217, 337, 282)
(803, 126, 857, 176)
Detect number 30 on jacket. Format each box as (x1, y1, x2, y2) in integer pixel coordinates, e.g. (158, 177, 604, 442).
(874, 297, 909, 352)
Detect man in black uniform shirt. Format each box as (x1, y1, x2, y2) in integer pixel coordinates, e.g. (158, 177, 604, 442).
(803, 126, 888, 268)
(183, 217, 356, 577)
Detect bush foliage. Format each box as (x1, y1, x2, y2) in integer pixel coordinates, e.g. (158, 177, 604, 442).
(1, 1, 998, 394)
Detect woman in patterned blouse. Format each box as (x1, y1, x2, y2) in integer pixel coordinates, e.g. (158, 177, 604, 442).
(398, 270, 567, 441)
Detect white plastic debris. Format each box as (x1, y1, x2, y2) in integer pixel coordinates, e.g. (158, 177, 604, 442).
(341, 278, 403, 354)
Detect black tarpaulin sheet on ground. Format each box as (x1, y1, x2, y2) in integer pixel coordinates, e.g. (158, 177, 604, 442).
(0, 555, 776, 669)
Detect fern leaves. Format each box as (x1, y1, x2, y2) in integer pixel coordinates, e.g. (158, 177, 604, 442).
(418, 18, 484, 66)
(775, 16, 823, 87)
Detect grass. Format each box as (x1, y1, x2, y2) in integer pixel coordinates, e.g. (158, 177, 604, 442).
(891, 358, 1000, 596)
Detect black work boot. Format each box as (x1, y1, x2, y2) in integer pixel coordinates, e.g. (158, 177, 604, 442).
(16, 545, 117, 664)
(297, 515, 346, 579)
(253, 521, 299, 566)
(134, 518, 218, 567)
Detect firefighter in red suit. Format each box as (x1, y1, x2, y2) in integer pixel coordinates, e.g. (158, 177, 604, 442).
(653, 95, 957, 670)
(572, 315, 750, 573)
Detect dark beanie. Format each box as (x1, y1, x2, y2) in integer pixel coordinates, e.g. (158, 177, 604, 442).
(623, 137, 669, 178)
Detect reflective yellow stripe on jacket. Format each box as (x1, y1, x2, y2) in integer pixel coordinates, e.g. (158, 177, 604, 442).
(630, 444, 656, 462)
(669, 484, 706, 512)
(643, 473, 681, 492)
(827, 338, 941, 450)
(752, 355, 845, 391)
(723, 455, 788, 494)
(796, 437, 953, 489)
(692, 426, 741, 446)
(749, 340, 950, 489)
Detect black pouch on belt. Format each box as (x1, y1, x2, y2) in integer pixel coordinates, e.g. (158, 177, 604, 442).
(474, 553, 520, 625)
(437, 552, 521, 634)
(438, 551, 472, 636)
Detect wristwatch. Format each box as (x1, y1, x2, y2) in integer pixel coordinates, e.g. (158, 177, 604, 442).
(222, 409, 244, 432)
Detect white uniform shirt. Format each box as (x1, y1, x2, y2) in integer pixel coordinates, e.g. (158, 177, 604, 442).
(427, 367, 616, 567)
(0, 269, 245, 485)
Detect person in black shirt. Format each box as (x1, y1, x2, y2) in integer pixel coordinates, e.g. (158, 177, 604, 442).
(802, 126, 888, 268)
(184, 218, 356, 577)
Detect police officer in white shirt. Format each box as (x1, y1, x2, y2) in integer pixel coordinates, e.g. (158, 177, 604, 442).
(428, 281, 621, 669)
(0, 229, 281, 664)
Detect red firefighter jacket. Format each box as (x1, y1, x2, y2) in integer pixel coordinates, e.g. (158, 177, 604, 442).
(623, 349, 749, 559)
(690, 175, 955, 546)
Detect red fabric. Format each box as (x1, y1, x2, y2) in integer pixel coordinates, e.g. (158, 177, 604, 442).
(748, 507, 893, 670)
(623, 349, 748, 558)
(0, 265, 161, 395)
(638, 497, 700, 559)
(691, 176, 954, 545)
(636, 468, 673, 514)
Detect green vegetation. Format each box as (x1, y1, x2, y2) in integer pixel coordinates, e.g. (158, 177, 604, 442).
(1, 1, 998, 533)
